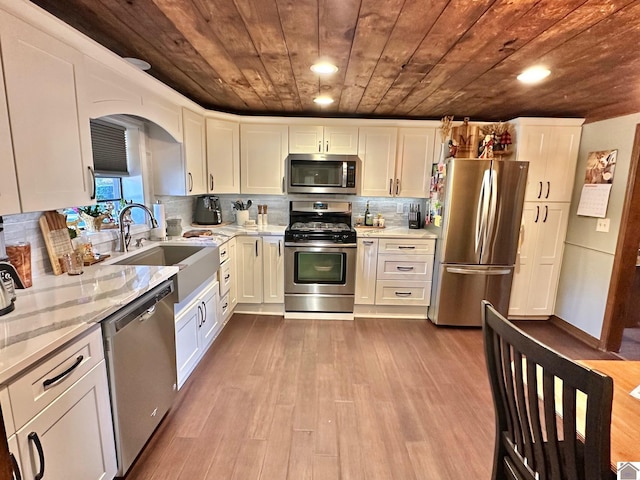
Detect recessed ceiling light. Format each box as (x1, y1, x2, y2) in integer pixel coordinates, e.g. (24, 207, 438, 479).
(517, 66, 550, 84)
(310, 62, 338, 75)
(124, 57, 151, 71)
(314, 96, 334, 105)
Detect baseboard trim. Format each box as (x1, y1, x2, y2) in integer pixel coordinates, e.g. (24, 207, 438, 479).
(549, 315, 600, 349)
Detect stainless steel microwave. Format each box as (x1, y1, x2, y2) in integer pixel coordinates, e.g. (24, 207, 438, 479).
(287, 154, 359, 194)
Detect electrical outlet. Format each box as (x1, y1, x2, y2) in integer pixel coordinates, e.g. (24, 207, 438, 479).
(396, 203, 404, 214)
(596, 218, 610, 232)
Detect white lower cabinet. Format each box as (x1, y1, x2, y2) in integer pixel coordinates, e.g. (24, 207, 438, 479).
(236, 236, 284, 304)
(355, 238, 378, 305)
(355, 238, 435, 308)
(175, 280, 220, 389)
(4, 327, 116, 480)
(509, 202, 570, 318)
(16, 362, 116, 480)
(217, 237, 237, 324)
(7, 434, 20, 479)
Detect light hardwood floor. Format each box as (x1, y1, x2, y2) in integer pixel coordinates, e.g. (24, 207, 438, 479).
(124, 314, 611, 480)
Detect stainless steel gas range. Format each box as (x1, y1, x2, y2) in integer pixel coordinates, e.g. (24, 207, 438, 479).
(284, 201, 357, 315)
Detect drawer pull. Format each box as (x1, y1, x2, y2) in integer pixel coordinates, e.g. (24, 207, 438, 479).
(10, 453, 21, 480)
(42, 355, 84, 389)
(28, 432, 45, 480)
(394, 291, 412, 297)
(398, 246, 415, 249)
(363, 240, 374, 245)
(396, 266, 414, 271)
(224, 274, 230, 281)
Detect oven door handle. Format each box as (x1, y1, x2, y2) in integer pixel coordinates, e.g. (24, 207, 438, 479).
(284, 242, 357, 248)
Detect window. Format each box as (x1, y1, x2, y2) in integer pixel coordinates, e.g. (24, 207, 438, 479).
(67, 115, 150, 230)
(96, 177, 123, 202)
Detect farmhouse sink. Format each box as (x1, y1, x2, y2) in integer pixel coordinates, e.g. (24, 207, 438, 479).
(113, 244, 220, 302)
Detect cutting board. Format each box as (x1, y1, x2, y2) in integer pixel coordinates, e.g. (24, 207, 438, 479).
(39, 211, 74, 275)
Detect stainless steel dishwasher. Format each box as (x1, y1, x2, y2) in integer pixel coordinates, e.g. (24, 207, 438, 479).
(102, 278, 177, 477)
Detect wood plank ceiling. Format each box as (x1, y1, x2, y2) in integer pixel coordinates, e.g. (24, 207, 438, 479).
(30, 0, 640, 123)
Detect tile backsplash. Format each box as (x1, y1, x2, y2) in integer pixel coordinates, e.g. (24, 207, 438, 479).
(1, 194, 426, 280)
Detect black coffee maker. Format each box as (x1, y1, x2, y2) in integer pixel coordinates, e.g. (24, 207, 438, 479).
(194, 195, 222, 225)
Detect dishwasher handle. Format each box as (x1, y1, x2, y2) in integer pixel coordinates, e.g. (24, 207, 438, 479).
(107, 280, 174, 334)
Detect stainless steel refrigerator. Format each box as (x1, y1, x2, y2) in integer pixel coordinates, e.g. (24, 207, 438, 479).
(428, 159, 528, 326)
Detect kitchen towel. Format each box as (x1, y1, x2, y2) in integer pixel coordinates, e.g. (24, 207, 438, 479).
(151, 202, 167, 240)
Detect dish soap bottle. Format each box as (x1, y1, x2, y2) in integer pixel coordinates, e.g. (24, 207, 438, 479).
(364, 202, 373, 226)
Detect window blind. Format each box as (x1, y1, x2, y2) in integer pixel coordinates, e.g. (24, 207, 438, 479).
(90, 119, 129, 175)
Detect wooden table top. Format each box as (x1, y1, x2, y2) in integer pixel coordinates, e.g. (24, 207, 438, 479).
(579, 360, 640, 466)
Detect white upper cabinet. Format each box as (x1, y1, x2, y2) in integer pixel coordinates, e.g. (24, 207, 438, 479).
(182, 108, 207, 195)
(0, 60, 20, 215)
(359, 127, 398, 197)
(395, 127, 436, 198)
(240, 124, 288, 195)
(514, 120, 582, 202)
(0, 11, 95, 211)
(289, 125, 358, 154)
(151, 108, 206, 196)
(206, 118, 240, 193)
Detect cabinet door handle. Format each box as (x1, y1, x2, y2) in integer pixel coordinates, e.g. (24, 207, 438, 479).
(202, 301, 207, 324)
(398, 246, 415, 250)
(325, 140, 329, 152)
(188, 172, 193, 192)
(389, 178, 393, 195)
(197, 304, 203, 327)
(318, 140, 322, 152)
(88, 166, 96, 200)
(224, 274, 230, 281)
(282, 176, 285, 193)
(10, 453, 21, 480)
(278, 240, 281, 257)
(537, 181, 542, 199)
(256, 240, 259, 257)
(534, 206, 540, 223)
(223, 302, 228, 309)
(395, 178, 400, 195)
(543, 205, 549, 223)
(210, 173, 214, 191)
(221, 250, 226, 256)
(43, 355, 83, 388)
(28, 432, 45, 480)
(396, 266, 414, 271)
(545, 181, 550, 199)
(394, 291, 412, 297)
(363, 240, 374, 245)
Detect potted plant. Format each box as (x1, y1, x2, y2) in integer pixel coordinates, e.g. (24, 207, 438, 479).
(77, 205, 107, 232)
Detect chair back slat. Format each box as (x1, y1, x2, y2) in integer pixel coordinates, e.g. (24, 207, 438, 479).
(501, 341, 524, 448)
(563, 387, 580, 479)
(542, 372, 563, 478)
(513, 351, 535, 464)
(526, 359, 547, 477)
(482, 301, 613, 480)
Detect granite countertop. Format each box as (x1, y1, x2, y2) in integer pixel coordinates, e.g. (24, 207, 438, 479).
(0, 263, 178, 384)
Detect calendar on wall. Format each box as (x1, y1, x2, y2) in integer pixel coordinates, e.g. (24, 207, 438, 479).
(577, 150, 617, 218)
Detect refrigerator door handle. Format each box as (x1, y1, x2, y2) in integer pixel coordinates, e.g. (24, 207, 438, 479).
(475, 169, 490, 254)
(483, 168, 498, 256)
(446, 267, 512, 275)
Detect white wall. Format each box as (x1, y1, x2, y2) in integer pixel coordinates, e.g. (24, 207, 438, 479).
(556, 113, 640, 338)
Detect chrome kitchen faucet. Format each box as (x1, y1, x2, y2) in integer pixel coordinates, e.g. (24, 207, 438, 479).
(118, 203, 158, 252)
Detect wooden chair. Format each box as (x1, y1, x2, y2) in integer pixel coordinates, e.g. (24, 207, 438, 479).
(482, 301, 614, 480)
